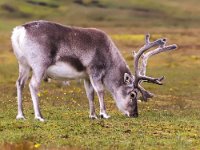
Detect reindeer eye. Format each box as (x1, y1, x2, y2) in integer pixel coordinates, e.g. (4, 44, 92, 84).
(130, 92, 136, 99)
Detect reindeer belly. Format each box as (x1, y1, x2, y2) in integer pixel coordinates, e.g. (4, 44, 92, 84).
(46, 62, 87, 80)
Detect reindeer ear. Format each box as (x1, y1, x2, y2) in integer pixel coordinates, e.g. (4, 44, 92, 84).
(124, 73, 133, 85)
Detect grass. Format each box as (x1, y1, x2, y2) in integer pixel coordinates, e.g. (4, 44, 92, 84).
(0, 0, 200, 149)
(0, 0, 200, 30)
(0, 30, 200, 149)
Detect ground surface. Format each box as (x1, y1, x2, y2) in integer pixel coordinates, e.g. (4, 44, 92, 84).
(0, 0, 200, 150)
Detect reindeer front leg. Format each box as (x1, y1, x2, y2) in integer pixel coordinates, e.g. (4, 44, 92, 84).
(84, 79, 97, 119)
(89, 75, 110, 119)
(97, 90, 110, 119)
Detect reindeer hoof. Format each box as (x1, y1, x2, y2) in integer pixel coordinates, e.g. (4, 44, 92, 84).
(16, 114, 26, 120)
(35, 116, 45, 122)
(89, 114, 98, 119)
(100, 113, 110, 119)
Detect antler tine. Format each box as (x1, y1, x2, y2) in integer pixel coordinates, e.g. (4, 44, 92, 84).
(134, 34, 166, 86)
(133, 34, 177, 101)
(145, 33, 150, 44)
(140, 44, 177, 76)
(138, 84, 154, 101)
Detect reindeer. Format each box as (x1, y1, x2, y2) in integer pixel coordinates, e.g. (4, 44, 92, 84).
(11, 20, 177, 121)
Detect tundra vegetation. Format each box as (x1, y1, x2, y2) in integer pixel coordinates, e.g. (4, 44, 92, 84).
(0, 0, 200, 149)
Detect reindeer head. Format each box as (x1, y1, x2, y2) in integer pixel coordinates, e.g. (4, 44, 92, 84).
(115, 34, 177, 117)
(114, 72, 138, 117)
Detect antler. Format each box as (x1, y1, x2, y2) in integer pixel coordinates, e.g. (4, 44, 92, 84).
(133, 34, 177, 101)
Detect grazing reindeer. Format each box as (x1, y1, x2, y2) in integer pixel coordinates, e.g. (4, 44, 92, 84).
(11, 20, 177, 121)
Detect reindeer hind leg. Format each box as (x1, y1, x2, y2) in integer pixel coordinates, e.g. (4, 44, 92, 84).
(29, 65, 46, 122)
(16, 63, 30, 120)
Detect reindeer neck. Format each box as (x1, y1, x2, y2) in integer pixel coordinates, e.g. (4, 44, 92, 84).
(103, 46, 132, 94)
